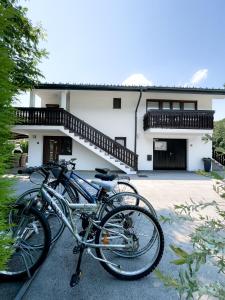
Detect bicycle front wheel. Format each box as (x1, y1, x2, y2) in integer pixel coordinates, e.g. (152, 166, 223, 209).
(0, 205, 51, 281)
(16, 188, 66, 244)
(95, 205, 164, 280)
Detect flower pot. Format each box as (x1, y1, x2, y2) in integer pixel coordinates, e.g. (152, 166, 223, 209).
(20, 153, 28, 167)
(203, 158, 211, 172)
(12, 153, 22, 168)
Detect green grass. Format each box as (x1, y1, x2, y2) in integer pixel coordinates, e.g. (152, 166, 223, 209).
(196, 170, 224, 180)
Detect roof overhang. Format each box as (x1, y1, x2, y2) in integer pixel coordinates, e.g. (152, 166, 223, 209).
(33, 83, 225, 96)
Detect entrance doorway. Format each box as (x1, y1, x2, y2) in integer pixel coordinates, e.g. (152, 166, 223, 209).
(153, 139, 187, 170)
(43, 136, 72, 164)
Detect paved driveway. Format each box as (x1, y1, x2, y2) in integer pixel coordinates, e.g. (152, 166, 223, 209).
(1, 171, 223, 300)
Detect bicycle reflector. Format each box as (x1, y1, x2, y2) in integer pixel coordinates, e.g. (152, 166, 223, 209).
(102, 232, 110, 245)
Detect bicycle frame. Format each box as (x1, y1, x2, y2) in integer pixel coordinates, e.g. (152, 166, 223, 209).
(64, 171, 100, 203)
(41, 183, 131, 249)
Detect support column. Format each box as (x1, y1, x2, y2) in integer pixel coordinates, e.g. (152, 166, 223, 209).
(60, 90, 67, 109)
(29, 90, 35, 107)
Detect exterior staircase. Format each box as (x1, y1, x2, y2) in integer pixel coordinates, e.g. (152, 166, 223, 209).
(16, 108, 138, 174)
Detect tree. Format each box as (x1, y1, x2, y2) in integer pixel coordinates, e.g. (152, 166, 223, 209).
(213, 118, 225, 153)
(0, 0, 47, 269)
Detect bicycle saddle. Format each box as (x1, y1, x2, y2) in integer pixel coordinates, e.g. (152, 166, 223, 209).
(91, 179, 117, 192)
(95, 168, 109, 174)
(94, 174, 117, 181)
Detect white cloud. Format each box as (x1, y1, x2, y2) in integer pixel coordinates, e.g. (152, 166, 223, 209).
(184, 69, 208, 87)
(122, 74, 153, 86)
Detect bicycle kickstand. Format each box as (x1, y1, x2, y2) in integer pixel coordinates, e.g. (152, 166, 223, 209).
(70, 244, 85, 287)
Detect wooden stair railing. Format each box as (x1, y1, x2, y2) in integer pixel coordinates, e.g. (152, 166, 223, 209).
(15, 107, 138, 170)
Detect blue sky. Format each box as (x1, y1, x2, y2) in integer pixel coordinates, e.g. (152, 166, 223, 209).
(19, 0, 225, 120)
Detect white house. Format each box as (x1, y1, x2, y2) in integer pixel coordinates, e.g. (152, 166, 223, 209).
(13, 83, 225, 174)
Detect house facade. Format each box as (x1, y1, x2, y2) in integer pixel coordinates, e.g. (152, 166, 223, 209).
(13, 84, 225, 174)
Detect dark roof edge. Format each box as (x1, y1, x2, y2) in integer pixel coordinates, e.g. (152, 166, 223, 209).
(34, 83, 225, 95)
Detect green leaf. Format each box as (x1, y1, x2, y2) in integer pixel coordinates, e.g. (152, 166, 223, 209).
(170, 245, 189, 258)
(170, 258, 187, 265)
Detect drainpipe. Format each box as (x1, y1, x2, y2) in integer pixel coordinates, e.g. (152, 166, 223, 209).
(134, 88, 143, 154)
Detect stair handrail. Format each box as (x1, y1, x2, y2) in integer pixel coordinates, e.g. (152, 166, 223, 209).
(15, 107, 138, 170)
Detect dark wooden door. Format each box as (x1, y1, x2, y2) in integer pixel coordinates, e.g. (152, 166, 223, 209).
(43, 137, 61, 164)
(153, 139, 186, 170)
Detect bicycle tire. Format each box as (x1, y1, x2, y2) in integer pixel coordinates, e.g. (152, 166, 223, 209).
(95, 205, 164, 281)
(0, 205, 51, 281)
(16, 187, 66, 244)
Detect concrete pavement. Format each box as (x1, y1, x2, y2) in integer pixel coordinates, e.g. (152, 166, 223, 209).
(20, 171, 223, 300)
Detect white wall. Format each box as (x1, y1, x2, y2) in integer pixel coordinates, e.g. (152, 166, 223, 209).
(29, 89, 216, 171)
(137, 132, 212, 171)
(27, 132, 118, 170)
(28, 134, 43, 166)
(60, 140, 118, 170)
(69, 90, 139, 151)
(39, 91, 60, 107)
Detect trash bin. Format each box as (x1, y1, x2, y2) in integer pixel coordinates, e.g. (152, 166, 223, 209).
(202, 158, 211, 172)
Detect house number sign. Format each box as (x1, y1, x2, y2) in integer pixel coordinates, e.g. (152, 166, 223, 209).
(154, 141, 167, 151)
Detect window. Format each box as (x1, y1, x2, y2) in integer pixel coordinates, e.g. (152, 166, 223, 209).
(46, 104, 59, 108)
(60, 137, 72, 155)
(147, 101, 159, 110)
(183, 102, 196, 110)
(115, 137, 126, 147)
(146, 100, 197, 111)
(172, 102, 180, 110)
(162, 102, 170, 110)
(113, 98, 121, 109)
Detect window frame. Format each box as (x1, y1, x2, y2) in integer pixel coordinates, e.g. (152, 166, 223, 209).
(113, 98, 122, 109)
(146, 99, 197, 111)
(115, 137, 126, 147)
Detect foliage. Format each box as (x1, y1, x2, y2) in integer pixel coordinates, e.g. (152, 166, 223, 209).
(196, 170, 224, 180)
(0, 0, 46, 269)
(20, 140, 28, 153)
(213, 119, 225, 154)
(157, 199, 225, 299)
(203, 119, 225, 155)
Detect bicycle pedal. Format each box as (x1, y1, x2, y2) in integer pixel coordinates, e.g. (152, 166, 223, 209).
(73, 245, 81, 254)
(70, 271, 82, 287)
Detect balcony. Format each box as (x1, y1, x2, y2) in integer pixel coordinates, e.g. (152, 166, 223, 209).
(143, 110, 214, 131)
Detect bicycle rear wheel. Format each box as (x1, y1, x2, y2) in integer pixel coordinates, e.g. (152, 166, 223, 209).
(99, 192, 157, 219)
(114, 181, 138, 194)
(0, 205, 51, 281)
(95, 205, 164, 280)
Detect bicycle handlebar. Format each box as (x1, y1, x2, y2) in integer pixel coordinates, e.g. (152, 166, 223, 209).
(18, 166, 50, 176)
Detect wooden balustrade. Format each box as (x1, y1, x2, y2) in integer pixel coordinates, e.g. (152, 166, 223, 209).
(143, 110, 214, 130)
(15, 107, 138, 170)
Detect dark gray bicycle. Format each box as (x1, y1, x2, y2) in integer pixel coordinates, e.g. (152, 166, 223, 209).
(16, 161, 157, 244)
(0, 167, 164, 285)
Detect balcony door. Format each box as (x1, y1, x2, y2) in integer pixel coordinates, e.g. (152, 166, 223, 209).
(153, 139, 186, 170)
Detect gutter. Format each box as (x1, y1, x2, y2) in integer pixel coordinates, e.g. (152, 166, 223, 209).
(134, 88, 143, 155)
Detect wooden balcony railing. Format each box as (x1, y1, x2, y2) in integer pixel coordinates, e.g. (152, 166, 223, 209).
(15, 107, 138, 170)
(143, 110, 214, 131)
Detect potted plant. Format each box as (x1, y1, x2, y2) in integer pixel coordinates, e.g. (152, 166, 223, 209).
(20, 140, 28, 167)
(202, 157, 211, 172)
